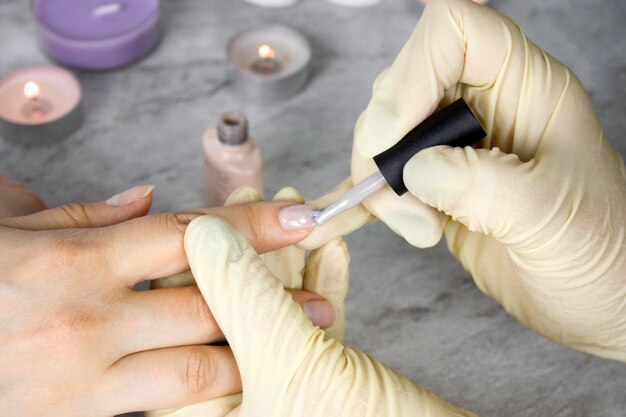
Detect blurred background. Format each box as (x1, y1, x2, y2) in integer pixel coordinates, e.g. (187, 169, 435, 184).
(1, 1, 624, 416)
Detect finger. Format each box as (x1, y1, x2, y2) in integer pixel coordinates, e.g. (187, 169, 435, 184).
(271, 186, 304, 203)
(351, 144, 449, 248)
(150, 186, 265, 290)
(119, 286, 335, 355)
(286, 288, 336, 329)
(80, 201, 311, 286)
(152, 187, 307, 291)
(0, 174, 47, 217)
(303, 238, 350, 341)
(404, 145, 537, 242)
(119, 285, 223, 353)
(224, 186, 263, 206)
(261, 186, 306, 289)
(298, 177, 376, 250)
(103, 345, 241, 416)
(0, 184, 154, 230)
(185, 216, 320, 380)
(176, 202, 312, 255)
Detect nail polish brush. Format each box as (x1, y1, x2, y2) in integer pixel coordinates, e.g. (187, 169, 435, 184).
(279, 99, 486, 228)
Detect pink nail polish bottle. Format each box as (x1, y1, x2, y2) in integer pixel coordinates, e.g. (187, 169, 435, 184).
(203, 112, 264, 207)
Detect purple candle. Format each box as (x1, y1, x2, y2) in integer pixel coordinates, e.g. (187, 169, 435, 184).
(33, 0, 161, 70)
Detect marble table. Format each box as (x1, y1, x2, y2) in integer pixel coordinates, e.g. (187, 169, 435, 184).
(1, 0, 624, 416)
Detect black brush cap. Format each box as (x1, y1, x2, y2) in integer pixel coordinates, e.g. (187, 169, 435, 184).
(373, 98, 486, 196)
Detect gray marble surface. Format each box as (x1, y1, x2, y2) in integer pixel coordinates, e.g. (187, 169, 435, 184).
(1, 0, 625, 416)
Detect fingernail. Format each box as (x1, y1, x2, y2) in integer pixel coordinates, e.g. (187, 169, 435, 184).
(106, 184, 155, 207)
(303, 299, 335, 328)
(279, 205, 317, 230)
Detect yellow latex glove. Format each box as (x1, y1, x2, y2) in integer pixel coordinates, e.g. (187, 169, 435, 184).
(183, 215, 478, 417)
(147, 186, 350, 416)
(329, 0, 625, 361)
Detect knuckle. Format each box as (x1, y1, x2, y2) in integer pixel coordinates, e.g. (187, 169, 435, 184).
(57, 203, 93, 227)
(161, 213, 187, 232)
(179, 347, 218, 396)
(33, 306, 95, 356)
(34, 232, 105, 282)
(241, 204, 266, 244)
(159, 212, 188, 249)
(188, 286, 217, 330)
(36, 233, 84, 271)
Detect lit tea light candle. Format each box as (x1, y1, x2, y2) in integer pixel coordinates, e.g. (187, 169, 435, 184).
(227, 25, 312, 102)
(32, 0, 161, 70)
(0, 67, 83, 146)
(251, 44, 282, 75)
(22, 81, 53, 122)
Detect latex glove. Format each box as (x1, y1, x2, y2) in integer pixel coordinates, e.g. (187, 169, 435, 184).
(183, 215, 478, 417)
(340, 0, 626, 361)
(147, 186, 348, 417)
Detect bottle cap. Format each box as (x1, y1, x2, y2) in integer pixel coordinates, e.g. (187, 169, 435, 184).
(373, 99, 486, 195)
(217, 111, 249, 145)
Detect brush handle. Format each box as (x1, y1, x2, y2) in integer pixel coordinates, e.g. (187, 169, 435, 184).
(373, 99, 486, 196)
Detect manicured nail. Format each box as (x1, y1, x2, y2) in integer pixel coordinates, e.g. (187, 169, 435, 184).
(279, 205, 317, 230)
(106, 184, 155, 207)
(303, 299, 335, 328)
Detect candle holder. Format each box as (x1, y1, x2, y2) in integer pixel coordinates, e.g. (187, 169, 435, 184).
(227, 25, 312, 102)
(0, 67, 83, 146)
(32, 0, 161, 70)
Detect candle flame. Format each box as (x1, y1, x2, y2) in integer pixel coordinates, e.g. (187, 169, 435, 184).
(258, 44, 276, 60)
(24, 81, 40, 100)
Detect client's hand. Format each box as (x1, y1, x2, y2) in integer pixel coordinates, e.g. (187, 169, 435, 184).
(147, 186, 343, 417)
(0, 184, 320, 417)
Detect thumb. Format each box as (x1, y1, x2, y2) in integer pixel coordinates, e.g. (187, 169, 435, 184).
(0, 184, 154, 230)
(303, 238, 350, 342)
(404, 146, 536, 241)
(185, 216, 321, 387)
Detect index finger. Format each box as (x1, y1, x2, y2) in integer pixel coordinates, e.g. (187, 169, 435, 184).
(81, 201, 310, 286)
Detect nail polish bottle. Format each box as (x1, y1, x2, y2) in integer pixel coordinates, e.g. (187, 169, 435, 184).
(203, 112, 264, 207)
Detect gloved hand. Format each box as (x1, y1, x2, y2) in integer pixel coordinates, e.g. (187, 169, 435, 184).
(147, 186, 349, 417)
(319, 0, 626, 361)
(183, 215, 478, 417)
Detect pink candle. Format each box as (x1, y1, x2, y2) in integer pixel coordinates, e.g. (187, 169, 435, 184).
(0, 67, 83, 146)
